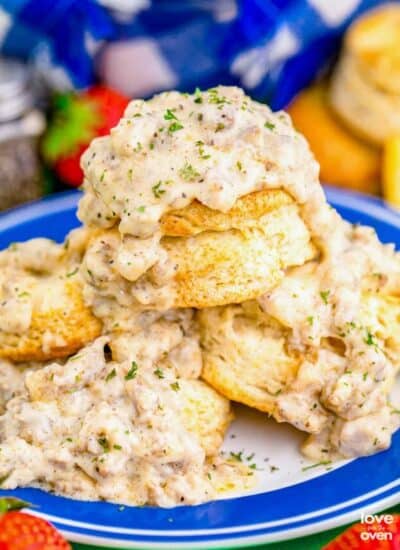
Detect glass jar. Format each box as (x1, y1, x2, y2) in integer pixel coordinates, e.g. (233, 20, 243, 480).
(0, 58, 45, 211)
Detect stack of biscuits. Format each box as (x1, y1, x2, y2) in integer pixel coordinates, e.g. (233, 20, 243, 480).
(0, 86, 400, 507)
(288, 4, 400, 199)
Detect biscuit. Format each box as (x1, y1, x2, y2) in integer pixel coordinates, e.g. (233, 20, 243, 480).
(160, 189, 293, 236)
(0, 231, 102, 362)
(0, 279, 102, 362)
(330, 53, 400, 146)
(198, 301, 299, 414)
(199, 292, 400, 417)
(287, 84, 380, 193)
(180, 379, 233, 456)
(346, 4, 400, 95)
(84, 191, 316, 313)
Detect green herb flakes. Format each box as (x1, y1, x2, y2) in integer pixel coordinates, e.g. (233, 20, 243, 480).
(164, 109, 177, 121)
(168, 122, 184, 133)
(194, 87, 203, 104)
(125, 361, 138, 380)
(154, 368, 164, 379)
(179, 163, 200, 181)
(105, 368, 116, 382)
(98, 437, 110, 453)
(320, 290, 330, 304)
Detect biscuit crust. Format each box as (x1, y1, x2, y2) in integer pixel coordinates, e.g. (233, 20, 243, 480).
(0, 280, 102, 362)
(160, 189, 294, 237)
(162, 201, 315, 308)
(180, 379, 233, 456)
(198, 302, 300, 414)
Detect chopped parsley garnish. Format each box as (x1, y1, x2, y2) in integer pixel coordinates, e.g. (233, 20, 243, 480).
(207, 88, 230, 106)
(113, 444, 122, 451)
(152, 181, 167, 198)
(179, 163, 200, 181)
(236, 161, 243, 171)
(195, 140, 211, 160)
(302, 460, 332, 472)
(66, 267, 79, 278)
(230, 451, 243, 462)
(105, 368, 116, 382)
(100, 171, 106, 182)
(132, 113, 142, 117)
(364, 331, 376, 346)
(98, 437, 110, 453)
(133, 142, 142, 152)
(194, 87, 203, 104)
(154, 368, 164, 379)
(264, 122, 275, 131)
(137, 206, 146, 213)
(149, 142, 155, 150)
(164, 109, 177, 121)
(320, 290, 330, 304)
(170, 381, 180, 392)
(125, 361, 138, 380)
(363, 372, 368, 381)
(215, 122, 225, 132)
(168, 122, 184, 133)
(17, 291, 30, 298)
(307, 315, 314, 326)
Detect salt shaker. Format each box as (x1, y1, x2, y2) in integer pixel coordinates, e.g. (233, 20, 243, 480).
(0, 59, 45, 210)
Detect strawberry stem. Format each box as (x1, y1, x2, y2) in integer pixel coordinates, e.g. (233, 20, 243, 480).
(0, 497, 33, 514)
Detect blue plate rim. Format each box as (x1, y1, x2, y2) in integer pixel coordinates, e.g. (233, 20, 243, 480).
(0, 186, 398, 548)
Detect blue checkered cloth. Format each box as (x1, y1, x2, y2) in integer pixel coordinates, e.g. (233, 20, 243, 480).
(0, 0, 392, 108)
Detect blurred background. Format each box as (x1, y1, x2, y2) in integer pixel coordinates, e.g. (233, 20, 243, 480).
(0, 0, 398, 211)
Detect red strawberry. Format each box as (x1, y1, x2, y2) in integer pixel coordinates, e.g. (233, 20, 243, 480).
(0, 498, 71, 550)
(323, 514, 400, 549)
(42, 85, 130, 187)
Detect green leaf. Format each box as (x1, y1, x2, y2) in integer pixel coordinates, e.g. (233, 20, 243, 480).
(41, 92, 101, 162)
(125, 361, 138, 380)
(0, 496, 33, 515)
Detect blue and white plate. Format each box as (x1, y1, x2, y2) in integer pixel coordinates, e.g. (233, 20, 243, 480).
(0, 187, 399, 549)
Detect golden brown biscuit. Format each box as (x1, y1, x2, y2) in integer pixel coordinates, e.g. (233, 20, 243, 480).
(330, 53, 400, 146)
(0, 279, 102, 362)
(83, 193, 316, 314)
(160, 189, 293, 236)
(198, 301, 300, 414)
(180, 379, 233, 456)
(287, 84, 380, 193)
(346, 4, 400, 95)
(163, 202, 315, 308)
(0, 231, 102, 362)
(329, 5, 400, 146)
(199, 292, 400, 417)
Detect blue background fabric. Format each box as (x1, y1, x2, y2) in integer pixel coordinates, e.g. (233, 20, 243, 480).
(0, 0, 395, 108)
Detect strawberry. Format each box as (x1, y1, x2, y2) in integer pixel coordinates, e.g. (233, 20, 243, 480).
(0, 497, 71, 550)
(42, 85, 130, 187)
(323, 514, 400, 549)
